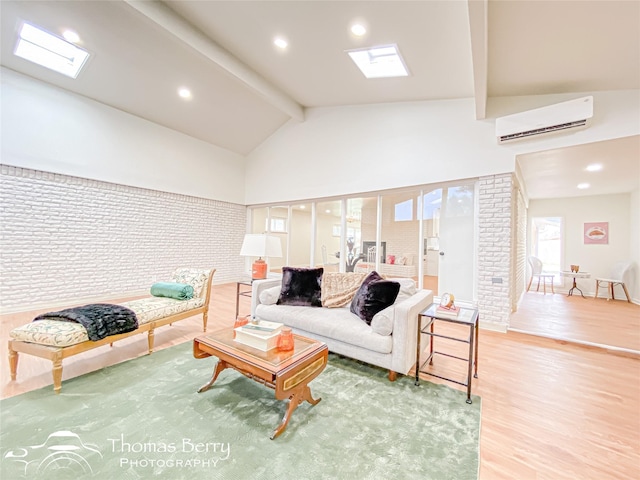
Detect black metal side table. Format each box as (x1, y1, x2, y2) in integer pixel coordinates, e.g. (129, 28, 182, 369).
(235, 279, 253, 318)
(415, 303, 479, 404)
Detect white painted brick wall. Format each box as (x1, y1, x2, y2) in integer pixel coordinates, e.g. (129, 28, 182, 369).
(477, 174, 514, 328)
(513, 185, 527, 309)
(0, 165, 246, 311)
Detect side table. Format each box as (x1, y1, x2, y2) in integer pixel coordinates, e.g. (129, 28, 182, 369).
(559, 271, 591, 298)
(415, 303, 479, 404)
(235, 279, 253, 318)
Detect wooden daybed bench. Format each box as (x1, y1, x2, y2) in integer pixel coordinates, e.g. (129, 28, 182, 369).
(8, 267, 215, 394)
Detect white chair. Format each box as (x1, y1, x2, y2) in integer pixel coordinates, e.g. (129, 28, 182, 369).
(527, 256, 555, 294)
(321, 245, 339, 272)
(595, 261, 633, 302)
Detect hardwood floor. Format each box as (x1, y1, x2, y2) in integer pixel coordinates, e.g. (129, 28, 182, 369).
(510, 289, 640, 353)
(2, 283, 639, 479)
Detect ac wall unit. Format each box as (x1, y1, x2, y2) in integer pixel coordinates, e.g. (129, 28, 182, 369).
(496, 96, 593, 144)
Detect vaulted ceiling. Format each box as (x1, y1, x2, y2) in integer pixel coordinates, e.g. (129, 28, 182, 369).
(1, 0, 638, 199)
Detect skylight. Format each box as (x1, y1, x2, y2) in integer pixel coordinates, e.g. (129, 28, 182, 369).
(14, 22, 89, 79)
(346, 44, 408, 79)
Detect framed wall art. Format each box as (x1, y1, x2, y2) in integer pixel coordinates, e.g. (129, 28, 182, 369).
(584, 222, 608, 245)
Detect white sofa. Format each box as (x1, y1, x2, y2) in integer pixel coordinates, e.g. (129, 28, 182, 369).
(251, 277, 433, 380)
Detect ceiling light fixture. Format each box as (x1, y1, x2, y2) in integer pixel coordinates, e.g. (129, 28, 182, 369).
(351, 24, 366, 36)
(586, 163, 603, 172)
(273, 37, 288, 49)
(346, 44, 409, 79)
(178, 87, 192, 99)
(14, 22, 90, 78)
(577, 183, 590, 189)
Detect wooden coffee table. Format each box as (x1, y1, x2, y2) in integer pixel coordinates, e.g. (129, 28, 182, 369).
(193, 329, 328, 439)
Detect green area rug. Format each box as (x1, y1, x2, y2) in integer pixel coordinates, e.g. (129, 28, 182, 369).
(1, 343, 480, 480)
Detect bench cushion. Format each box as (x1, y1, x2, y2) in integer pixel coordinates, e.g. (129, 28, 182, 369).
(120, 297, 205, 325)
(10, 320, 90, 347)
(10, 297, 205, 348)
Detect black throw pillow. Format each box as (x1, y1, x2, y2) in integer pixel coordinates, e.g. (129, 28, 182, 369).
(350, 271, 400, 325)
(276, 267, 324, 307)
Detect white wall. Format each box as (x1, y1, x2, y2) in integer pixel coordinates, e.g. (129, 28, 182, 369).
(1, 68, 246, 204)
(245, 91, 640, 205)
(528, 193, 636, 299)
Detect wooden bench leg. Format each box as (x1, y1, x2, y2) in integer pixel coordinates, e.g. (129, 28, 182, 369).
(148, 329, 155, 354)
(52, 352, 63, 394)
(622, 283, 631, 303)
(388, 370, 397, 382)
(9, 347, 18, 381)
(203, 311, 208, 332)
(595, 280, 600, 299)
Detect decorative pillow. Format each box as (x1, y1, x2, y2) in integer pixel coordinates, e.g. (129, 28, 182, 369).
(386, 255, 396, 265)
(259, 285, 281, 305)
(395, 256, 407, 266)
(350, 271, 400, 325)
(276, 267, 323, 307)
(150, 282, 194, 300)
(371, 306, 395, 336)
(393, 278, 417, 303)
(321, 272, 367, 308)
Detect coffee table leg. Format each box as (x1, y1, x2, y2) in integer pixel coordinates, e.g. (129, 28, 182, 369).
(271, 385, 321, 440)
(197, 360, 228, 393)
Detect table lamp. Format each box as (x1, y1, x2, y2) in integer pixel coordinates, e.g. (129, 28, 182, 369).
(240, 234, 283, 279)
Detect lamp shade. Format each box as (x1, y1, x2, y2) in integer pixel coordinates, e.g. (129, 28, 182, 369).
(240, 234, 282, 280)
(240, 234, 283, 258)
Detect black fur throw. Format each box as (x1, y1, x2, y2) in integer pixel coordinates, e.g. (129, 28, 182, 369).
(33, 303, 138, 341)
(277, 267, 324, 307)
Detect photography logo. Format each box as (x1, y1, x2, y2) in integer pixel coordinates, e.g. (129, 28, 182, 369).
(3, 430, 102, 477)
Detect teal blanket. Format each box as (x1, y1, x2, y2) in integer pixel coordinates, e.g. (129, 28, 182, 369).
(150, 282, 194, 300)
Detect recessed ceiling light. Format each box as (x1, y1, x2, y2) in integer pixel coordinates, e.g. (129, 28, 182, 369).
(299, 205, 306, 209)
(351, 24, 366, 36)
(346, 44, 409, 79)
(274, 37, 288, 49)
(577, 183, 590, 189)
(586, 163, 603, 172)
(325, 209, 331, 214)
(178, 87, 192, 99)
(14, 22, 89, 78)
(62, 30, 80, 44)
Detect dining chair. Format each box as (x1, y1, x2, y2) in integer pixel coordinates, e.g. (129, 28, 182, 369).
(527, 256, 555, 294)
(595, 261, 633, 302)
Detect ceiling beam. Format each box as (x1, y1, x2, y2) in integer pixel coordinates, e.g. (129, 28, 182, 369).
(467, 0, 488, 120)
(124, 0, 305, 122)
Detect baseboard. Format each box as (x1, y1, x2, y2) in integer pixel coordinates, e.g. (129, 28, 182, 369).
(508, 328, 640, 357)
(479, 321, 508, 333)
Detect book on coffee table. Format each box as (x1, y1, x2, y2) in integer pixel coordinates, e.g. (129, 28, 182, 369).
(234, 326, 282, 351)
(240, 320, 284, 336)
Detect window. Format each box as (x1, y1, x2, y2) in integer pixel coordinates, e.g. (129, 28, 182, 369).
(531, 217, 562, 275)
(394, 199, 413, 221)
(14, 23, 89, 78)
(346, 44, 409, 79)
(266, 217, 287, 233)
